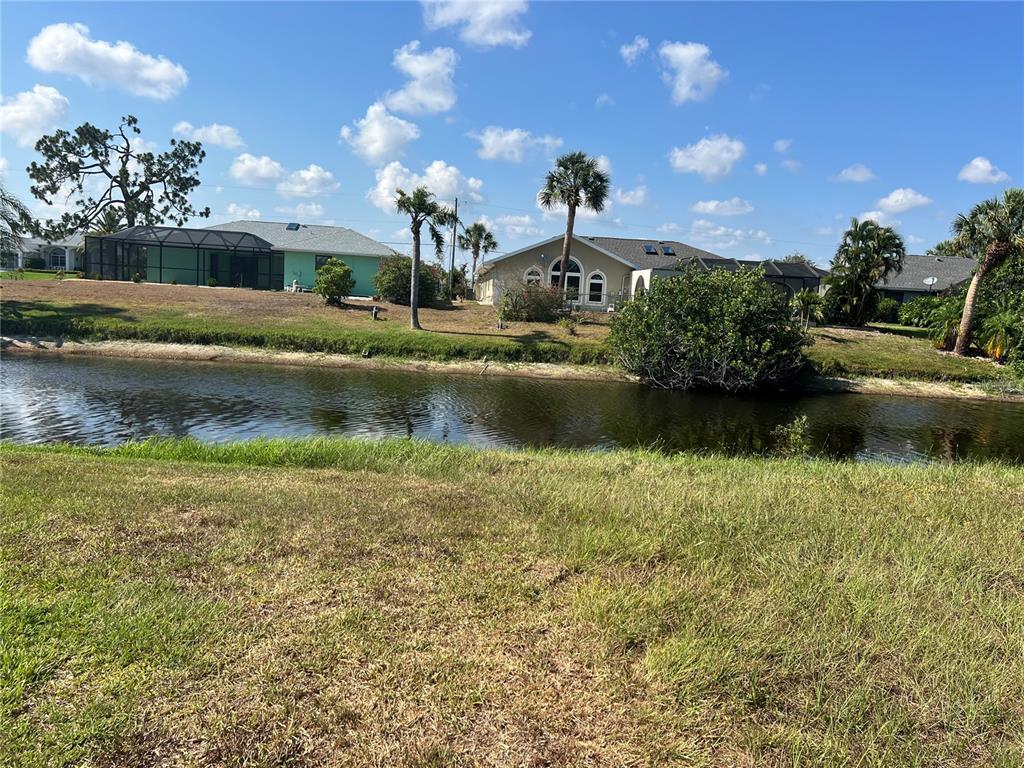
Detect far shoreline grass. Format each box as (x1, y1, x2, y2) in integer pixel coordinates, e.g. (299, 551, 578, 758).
(2, 279, 1019, 389)
(3, 437, 1023, 766)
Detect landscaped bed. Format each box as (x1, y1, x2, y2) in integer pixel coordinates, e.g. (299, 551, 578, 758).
(2, 437, 1023, 765)
(2, 279, 1019, 387)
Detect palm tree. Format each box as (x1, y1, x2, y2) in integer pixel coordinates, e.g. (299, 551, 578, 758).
(1, 183, 32, 262)
(827, 217, 906, 326)
(457, 221, 498, 290)
(89, 207, 125, 236)
(394, 186, 458, 330)
(793, 288, 823, 330)
(950, 188, 1024, 356)
(538, 151, 610, 292)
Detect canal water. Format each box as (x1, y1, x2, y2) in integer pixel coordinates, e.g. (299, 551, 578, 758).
(2, 355, 1023, 463)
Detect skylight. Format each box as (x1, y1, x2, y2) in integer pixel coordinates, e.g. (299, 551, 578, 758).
(643, 243, 657, 254)
(662, 245, 676, 255)
(286, 222, 300, 231)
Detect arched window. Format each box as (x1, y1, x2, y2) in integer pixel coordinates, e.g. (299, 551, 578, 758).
(524, 267, 543, 286)
(634, 276, 646, 295)
(549, 257, 582, 298)
(586, 271, 606, 304)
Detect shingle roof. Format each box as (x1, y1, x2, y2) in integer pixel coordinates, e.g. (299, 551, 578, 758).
(582, 236, 724, 269)
(21, 233, 82, 250)
(205, 220, 397, 258)
(877, 254, 976, 292)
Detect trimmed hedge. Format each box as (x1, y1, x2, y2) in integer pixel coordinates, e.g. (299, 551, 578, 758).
(2, 314, 610, 365)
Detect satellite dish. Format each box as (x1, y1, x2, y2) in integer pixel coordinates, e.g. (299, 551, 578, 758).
(923, 276, 938, 287)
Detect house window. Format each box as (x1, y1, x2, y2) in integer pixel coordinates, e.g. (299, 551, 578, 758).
(549, 257, 582, 299)
(524, 267, 543, 286)
(315, 255, 332, 269)
(587, 271, 606, 304)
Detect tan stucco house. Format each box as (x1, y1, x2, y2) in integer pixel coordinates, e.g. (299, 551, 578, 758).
(475, 234, 825, 309)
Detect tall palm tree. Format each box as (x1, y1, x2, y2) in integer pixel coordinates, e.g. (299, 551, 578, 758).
(827, 217, 906, 325)
(1, 183, 32, 261)
(950, 188, 1024, 355)
(457, 221, 498, 290)
(537, 151, 610, 292)
(394, 186, 458, 330)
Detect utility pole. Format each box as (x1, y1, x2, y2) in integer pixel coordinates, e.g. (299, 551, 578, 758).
(448, 196, 458, 299)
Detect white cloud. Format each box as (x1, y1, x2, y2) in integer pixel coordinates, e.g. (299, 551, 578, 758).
(595, 92, 615, 108)
(228, 153, 285, 186)
(225, 202, 260, 220)
(369, 159, 483, 211)
(275, 202, 325, 220)
(906, 234, 926, 245)
(773, 138, 792, 153)
(27, 23, 187, 100)
(482, 213, 543, 238)
(814, 226, 834, 237)
(595, 154, 612, 175)
(657, 222, 682, 234)
(669, 134, 745, 182)
(0, 84, 68, 147)
(620, 35, 649, 65)
(658, 42, 727, 104)
(277, 164, 340, 198)
(469, 126, 562, 163)
(0, 156, 8, 178)
(957, 156, 1010, 184)
(858, 210, 900, 226)
(340, 102, 420, 163)
(831, 163, 876, 183)
(614, 185, 648, 206)
(384, 41, 457, 115)
(877, 187, 931, 214)
(753, 162, 767, 176)
(422, 1, 531, 48)
(691, 197, 753, 216)
(690, 218, 772, 250)
(172, 121, 245, 149)
(780, 158, 802, 173)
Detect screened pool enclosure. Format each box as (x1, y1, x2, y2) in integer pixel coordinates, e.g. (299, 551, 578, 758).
(83, 226, 284, 290)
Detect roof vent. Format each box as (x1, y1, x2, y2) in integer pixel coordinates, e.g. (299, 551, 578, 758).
(286, 222, 300, 231)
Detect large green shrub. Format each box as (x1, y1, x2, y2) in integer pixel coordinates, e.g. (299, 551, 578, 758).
(24, 256, 45, 269)
(498, 283, 564, 322)
(872, 297, 900, 323)
(374, 255, 438, 306)
(609, 266, 808, 391)
(898, 295, 942, 327)
(313, 257, 355, 306)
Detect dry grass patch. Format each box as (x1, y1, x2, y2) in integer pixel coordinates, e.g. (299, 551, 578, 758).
(3, 440, 1024, 766)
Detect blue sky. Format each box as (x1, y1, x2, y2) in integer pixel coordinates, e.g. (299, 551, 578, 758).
(1, 1, 1021, 266)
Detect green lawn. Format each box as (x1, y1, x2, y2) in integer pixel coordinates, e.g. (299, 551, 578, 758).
(0, 269, 71, 281)
(3, 438, 1023, 766)
(804, 324, 1015, 385)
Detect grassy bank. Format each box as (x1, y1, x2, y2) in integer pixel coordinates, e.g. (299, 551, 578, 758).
(3, 280, 1018, 386)
(3, 437, 1024, 766)
(1, 280, 608, 364)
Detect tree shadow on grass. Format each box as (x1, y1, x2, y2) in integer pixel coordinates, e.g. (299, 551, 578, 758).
(1, 300, 137, 323)
(426, 326, 574, 346)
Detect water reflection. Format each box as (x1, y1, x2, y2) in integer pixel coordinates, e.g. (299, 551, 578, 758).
(2, 355, 1022, 464)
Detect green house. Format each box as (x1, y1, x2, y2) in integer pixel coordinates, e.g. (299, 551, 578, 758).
(82, 220, 397, 296)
